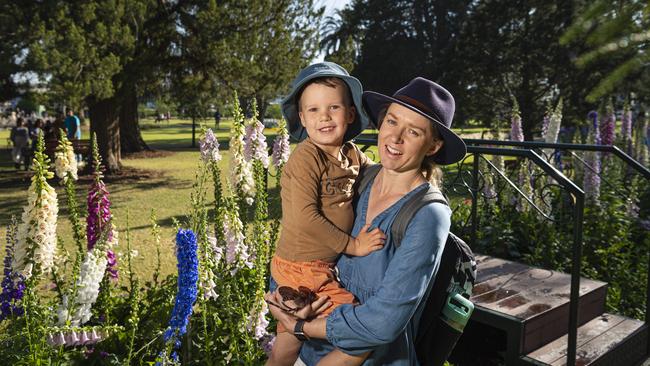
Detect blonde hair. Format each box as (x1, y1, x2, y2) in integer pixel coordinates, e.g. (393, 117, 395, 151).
(376, 106, 444, 188)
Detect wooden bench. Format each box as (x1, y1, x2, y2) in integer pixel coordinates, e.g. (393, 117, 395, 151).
(44, 139, 91, 162)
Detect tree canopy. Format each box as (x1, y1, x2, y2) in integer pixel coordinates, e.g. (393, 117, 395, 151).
(4, 0, 322, 172)
(321, 0, 645, 138)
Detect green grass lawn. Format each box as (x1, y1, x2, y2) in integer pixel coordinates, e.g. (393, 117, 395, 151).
(0, 118, 276, 280)
(0, 119, 488, 281)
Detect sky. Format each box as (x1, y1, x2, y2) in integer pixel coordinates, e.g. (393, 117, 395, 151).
(321, 0, 352, 16)
(314, 0, 353, 62)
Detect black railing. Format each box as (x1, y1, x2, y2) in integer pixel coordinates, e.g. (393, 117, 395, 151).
(464, 138, 650, 354)
(354, 136, 587, 366)
(463, 139, 650, 180)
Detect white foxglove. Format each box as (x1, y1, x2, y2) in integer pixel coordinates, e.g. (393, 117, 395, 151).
(54, 135, 78, 182)
(13, 178, 58, 277)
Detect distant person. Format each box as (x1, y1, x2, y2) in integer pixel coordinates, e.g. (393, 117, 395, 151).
(30, 119, 43, 148)
(214, 109, 222, 129)
(10, 117, 30, 170)
(64, 108, 82, 162)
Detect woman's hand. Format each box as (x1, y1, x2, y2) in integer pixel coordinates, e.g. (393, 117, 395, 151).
(265, 291, 331, 333)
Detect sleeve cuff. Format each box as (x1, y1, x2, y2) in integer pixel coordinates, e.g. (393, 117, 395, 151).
(325, 307, 342, 345)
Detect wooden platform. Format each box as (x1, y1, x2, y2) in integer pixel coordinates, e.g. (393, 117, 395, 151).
(468, 255, 648, 366)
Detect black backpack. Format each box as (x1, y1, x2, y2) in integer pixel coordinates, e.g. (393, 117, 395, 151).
(356, 164, 477, 366)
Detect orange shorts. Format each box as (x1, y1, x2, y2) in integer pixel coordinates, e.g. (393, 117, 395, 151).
(270, 255, 356, 333)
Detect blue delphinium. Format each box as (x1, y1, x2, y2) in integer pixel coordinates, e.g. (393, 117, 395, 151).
(162, 229, 199, 362)
(0, 218, 25, 320)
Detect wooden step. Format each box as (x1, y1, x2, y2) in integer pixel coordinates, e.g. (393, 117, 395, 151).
(472, 255, 608, 354)
(521, 313, 648, 366)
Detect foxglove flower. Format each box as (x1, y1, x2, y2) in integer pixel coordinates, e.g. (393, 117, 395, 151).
(162, 229, 199, 362)
(54, 134, 78, 182)
(229, 115, 256, 204)
(261, 334, 276, 356)
(86, 180, 112, 251)
(223, 210, 251, 271)
(601, 106, 616, 146)
(583, 128, 601, 202)
(246, 298, 269, 340)
(635, 119, 649, 166)
(621, 106, 633, 143)
(244, 119, 269, 168)
(588, 111, 601, 145)
(207, 235, 223, 263)
(86, 147, 119, 281)
(1, 218, 25, 320)
(272, 122, 290, 168)
(544, 101, 562, 144)
(199, 129, 222, 163)
(63, 247, 108, 326)
(106, 249, 118, 281)
(47, 328, 106, 347)
(13, 166, 58, 278)
(510, 110, 524, 142)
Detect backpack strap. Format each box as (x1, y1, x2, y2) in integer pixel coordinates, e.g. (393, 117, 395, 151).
(392, 186, 448, 248)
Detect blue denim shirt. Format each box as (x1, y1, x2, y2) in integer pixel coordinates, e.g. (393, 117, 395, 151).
(298, 177, 451, 365)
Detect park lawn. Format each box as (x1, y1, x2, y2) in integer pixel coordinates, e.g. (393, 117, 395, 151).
(0, 118, 283, 281)
(0, 118, 485, 282)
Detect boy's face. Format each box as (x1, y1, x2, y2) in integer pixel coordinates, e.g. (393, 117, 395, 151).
(298, 82, 355, 155)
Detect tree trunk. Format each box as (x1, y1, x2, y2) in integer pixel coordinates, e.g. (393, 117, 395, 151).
(191, 116, 196, 147)
(89, 97, 122, 173)
(119, 86, 149, 153)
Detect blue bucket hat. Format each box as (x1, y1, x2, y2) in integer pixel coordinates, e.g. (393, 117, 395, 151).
(363, 77, 467, 165)
(281, 62, 369, 142)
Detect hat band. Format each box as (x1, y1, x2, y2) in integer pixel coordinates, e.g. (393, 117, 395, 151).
(394, 95, 444, 125)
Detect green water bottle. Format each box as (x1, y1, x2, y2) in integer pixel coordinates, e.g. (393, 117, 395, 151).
(426, 292, 475, 366)
(441, 292, 474, 332)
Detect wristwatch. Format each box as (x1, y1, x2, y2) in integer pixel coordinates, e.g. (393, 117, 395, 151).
(294, 319, 310, 341)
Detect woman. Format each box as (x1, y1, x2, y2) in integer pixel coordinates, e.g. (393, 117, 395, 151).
(267, 77, 467, 365)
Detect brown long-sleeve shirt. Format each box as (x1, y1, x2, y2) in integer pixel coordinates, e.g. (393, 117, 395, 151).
(274, 138, 372, 262)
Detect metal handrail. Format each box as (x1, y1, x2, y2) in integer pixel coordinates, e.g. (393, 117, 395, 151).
(354, 136, 585, 366)
(463, 139, 650, 179)
(464, 138, 650, 355)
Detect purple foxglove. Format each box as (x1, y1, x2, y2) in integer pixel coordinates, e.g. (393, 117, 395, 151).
(199, 129, 222, 163)
(600, 106, 616, 146)
(583, 127, 601, 202)
(246, 298, 270, 340)
(244, 119, 269, 168)
(587, 111, 601, 145)
(510, 109, 524, 142)
(272, 130, 290, 168)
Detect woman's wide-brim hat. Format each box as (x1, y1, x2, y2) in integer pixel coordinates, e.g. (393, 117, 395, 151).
(281, 61, 369, 142)
(362, 77, 467, 165)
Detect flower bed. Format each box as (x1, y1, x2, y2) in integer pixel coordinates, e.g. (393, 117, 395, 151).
(0, 97, 289, 364)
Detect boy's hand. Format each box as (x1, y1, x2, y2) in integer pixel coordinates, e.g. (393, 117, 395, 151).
(346, 224, 385, 256)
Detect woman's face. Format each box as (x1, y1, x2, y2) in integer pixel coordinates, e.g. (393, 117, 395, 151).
(377, 103, 442, 173)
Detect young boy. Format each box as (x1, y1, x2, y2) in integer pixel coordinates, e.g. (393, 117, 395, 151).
(267, 62, 385, 366)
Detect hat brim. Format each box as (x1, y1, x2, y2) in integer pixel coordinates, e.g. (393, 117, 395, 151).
(281, 73, 369, 142)
(363, 91, 467, 165)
